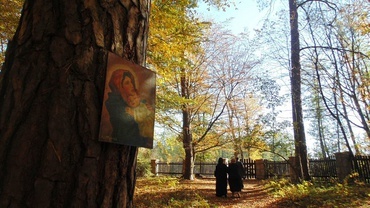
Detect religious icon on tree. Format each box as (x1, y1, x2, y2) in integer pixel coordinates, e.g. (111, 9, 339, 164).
(99, 52, 156, 148)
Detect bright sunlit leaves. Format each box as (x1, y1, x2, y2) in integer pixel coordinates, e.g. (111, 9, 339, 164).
(0, 0, 23, 63)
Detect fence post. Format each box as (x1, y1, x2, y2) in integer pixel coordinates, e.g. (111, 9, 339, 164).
(151, 159, 159, 176)
(335, 152, 352, 182)
(255, 159, 266, 179)
(289, 156, 299, 183)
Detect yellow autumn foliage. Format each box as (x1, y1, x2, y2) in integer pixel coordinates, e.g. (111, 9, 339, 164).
(0, 0, 24, 64)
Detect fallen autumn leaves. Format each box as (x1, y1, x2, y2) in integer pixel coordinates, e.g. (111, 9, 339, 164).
(134, 177, 279, 208)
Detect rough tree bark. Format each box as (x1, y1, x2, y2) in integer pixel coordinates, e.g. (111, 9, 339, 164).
(0, 0, 150, 207)
(181, 70, 194, 180)
(289, 0, 310, 181)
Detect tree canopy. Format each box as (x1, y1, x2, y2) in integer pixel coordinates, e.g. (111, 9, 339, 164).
(0, 0, 23, 64)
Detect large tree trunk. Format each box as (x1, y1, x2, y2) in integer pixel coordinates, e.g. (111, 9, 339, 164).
(289, 0, 310, 181)
(183, 132, 194, 180)
(0, 0, 150, 207)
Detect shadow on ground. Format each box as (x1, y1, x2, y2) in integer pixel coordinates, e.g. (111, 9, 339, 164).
(188, 178, 281, 208)
(134, 177, 281, 208)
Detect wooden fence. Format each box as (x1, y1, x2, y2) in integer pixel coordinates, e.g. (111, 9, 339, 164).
(309, 157, 337, 179)
(151, 153, 370, 183)
(155, 161, 216, 176)
(353, 155, 370, 183)
(156, 162, 182, 175)
(265, 161, 290, 178)
(243, 158, 256, 179)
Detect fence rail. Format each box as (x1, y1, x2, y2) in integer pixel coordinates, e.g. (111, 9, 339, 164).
(353, 155, 370, 183)
(156, 162, 217, 176)
(243, 158, 256, 179)
(151, 153, 370, 183)
(265, 161, 290, 178)
(309, 158, 337, 179)
(157, 162, 182, 175)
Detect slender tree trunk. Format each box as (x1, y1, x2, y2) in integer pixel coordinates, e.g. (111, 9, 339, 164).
(314, 87, 328, 158)
(226, 102, 239, 158)
(345, 33, 370, 139)
(0, 0, 150, 207)
(339, 84, 360, 154)
(317, 112, 328, 158)
(182, 112, 194, 180)
(315, 45, 355, 156)
(289, 0, 310, 181)
(181, 70, 194, 180)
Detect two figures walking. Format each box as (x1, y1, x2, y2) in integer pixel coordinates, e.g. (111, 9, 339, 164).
(214, 157, 244, 198)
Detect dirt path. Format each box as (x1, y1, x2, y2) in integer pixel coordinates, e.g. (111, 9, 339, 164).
(182, 178, 280, 208)
(136, 177, 370, 207)
(135, 177, 281, 207)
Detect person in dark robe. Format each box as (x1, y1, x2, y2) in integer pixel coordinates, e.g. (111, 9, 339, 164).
(228, 158, 243, 197)
(214, 157, 228, 197)
(236, 157, 245, 189)
(105, 69, 150, 147)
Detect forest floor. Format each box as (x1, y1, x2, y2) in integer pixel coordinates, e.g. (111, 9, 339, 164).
(134, 176, 370, 208)
(134, 177, 281, 208)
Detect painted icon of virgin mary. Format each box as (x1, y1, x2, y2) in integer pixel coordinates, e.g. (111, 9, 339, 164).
(99, 52, 155, 148)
